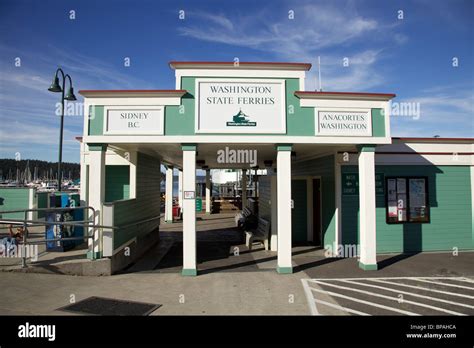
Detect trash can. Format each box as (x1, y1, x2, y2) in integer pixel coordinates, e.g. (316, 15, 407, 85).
(45, 192, 82, 251)
(172, 205, 181, 220)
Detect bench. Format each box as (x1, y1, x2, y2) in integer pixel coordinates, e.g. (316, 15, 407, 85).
(234, 206, 252, 228)
(245, 218, 270, 251)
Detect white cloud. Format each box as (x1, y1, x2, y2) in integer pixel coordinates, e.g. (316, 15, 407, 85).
(178, 3, 405, 92)
(390, 88, 474, 137)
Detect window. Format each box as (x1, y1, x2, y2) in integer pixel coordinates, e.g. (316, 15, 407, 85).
(385, 176, 430, 224)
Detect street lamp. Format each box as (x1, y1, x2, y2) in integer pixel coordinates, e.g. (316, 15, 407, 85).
(48, 68, 77, 192)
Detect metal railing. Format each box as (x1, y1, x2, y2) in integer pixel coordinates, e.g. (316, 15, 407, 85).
(0, 206, 115, 267)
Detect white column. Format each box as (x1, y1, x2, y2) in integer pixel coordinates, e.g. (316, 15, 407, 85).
(88, 145, 106, 259)
(178, 169, 183, 209)
(182, 145, 197, 276)
(358, 146, 378, 270)
(277, 146, 292, 273)
(241, 169, 247, 209)
(79, 141, 88, 206)
(270, 175, 278, 251)
(128, 151, 137, 199)
(334, 157, 342, 256)
(165, 166, 174, 223)
(205, 169, 211, 214)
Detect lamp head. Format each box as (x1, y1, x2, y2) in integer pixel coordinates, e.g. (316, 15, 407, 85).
(48, 76, 62, 92)
(64, 87, 77, 101)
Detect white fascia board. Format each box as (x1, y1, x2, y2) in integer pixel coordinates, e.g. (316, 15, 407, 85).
(83, 135, 392, 145)
(176, 69, 306, 80)
(299, 99, 386, 109)
(379, 142, 473, 153)
(83, 96, 182, 106)
(337, 153, 473, 166)
(82, 150, 133, 165)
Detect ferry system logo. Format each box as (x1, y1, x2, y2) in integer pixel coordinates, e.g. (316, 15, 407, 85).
(226, 109, 257, 127)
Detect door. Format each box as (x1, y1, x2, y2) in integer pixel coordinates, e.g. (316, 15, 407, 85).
(313, 178, 322, 246)
(291, 179, 307, 243)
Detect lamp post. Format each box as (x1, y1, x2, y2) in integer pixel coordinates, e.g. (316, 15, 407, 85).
(48, 68, 76, 192)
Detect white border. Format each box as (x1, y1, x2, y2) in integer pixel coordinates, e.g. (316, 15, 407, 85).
(194, 78, 287, 134)
(315, 108, 372, 137)
(103, 105, 164, 136)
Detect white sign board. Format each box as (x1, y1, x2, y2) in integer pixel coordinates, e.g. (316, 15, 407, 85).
(195, 79, 286, 134)
(104, 107, 164, 135)
(316, 110, 371, 136)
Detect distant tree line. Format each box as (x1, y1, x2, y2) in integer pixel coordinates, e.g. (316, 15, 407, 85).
(0, 159, 80, 181)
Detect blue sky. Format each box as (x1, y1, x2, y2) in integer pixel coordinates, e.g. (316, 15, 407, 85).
(0, 0, 472, 163)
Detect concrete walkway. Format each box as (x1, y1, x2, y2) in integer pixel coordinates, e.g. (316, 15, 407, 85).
(0, 213, 472, 315)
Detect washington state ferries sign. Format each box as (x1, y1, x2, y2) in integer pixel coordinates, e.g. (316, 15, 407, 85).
(195, 79, 286, 133)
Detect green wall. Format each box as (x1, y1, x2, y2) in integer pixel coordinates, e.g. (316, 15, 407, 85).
(110, 153, 161, 249)
(86, 83, 387, 138)
(0, 188, 31, 219)
(165, 77, 315, 136)
(371, 108, 385, 137)
(292, 155, 336, 247)
(105, 165, 130, 202)
(88, 106, 104, 135)
(36, 191, 49, 219)
(341, 165, 473, 253)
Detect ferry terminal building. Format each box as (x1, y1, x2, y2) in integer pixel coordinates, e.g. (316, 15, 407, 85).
(78, 61, 474, 275)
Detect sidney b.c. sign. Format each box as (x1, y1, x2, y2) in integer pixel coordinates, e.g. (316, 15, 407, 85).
(195, 79, 286, 134)
(104, 106, 164, 135)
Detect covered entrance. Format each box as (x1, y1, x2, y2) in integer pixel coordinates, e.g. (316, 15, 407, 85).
(78, 60, 395, 276)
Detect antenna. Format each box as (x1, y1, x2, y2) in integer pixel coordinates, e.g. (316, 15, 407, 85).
(317, 56, 322, 91)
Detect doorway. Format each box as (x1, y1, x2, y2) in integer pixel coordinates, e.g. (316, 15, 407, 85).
(291, 176, 322, 246)
(312, 178, 322, 246)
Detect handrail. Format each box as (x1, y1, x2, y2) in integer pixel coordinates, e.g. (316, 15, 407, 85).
(0, 207, 162, 268)
(0, 206, 97, 267)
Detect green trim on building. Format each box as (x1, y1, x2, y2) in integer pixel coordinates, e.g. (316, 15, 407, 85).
(277, 266, 293, 274)
(182, 268, 198, 276)
(357, 144, 376, 152)
(181, 144, 197, 151)
(88, 144, 107, 151)
(285, 79, 315, 136)
(87, 250, 102, 260)
(88, 106, 104, 136)
(358, 262, 378, 271)
(276, 144, 293, 151)
(164, 78, 195, 135)
(371, 108, 386, 137)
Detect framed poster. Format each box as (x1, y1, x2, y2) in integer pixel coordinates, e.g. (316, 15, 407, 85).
(408, 178, 429, 222)
(396, 178, 406, 194)
(385, 176, 430, 224)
